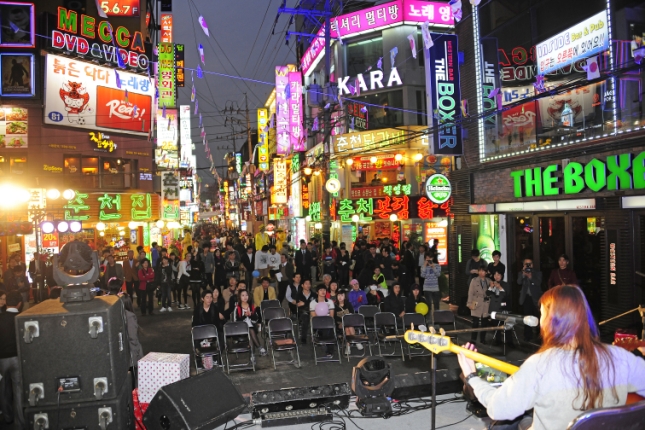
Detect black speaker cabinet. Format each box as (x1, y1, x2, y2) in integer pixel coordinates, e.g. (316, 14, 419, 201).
(143, 370, 247, 430)
(16, 296, 131, 406)
(391, 370, 462, 400)
(25, 372, 134, 430)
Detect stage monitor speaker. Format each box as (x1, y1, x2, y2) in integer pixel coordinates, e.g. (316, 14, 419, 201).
(143, 370, 246, 430)
(391, 370, 462, 400)
(16, 296, 131, 407)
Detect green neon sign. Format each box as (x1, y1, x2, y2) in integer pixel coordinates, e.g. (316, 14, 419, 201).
(511, 152, 645, 198)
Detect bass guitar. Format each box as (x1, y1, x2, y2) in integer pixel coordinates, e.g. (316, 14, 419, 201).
(404, 330, 645, 404)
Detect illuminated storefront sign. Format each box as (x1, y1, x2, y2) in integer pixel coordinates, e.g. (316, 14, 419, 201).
(235, 153, 243, 174)
(158, 42, 176, 108)
(425, 174, 451, 204)
(0, 2, 35, 48)
(160, 13, 173, 43)
(179, 105, 193, 168)
(272, 160, 288, 204)
(351, 186, 385, 199)
(275, 66, 290, 155)
(89, 131, 116, 152)
(425, 222, 448, 265)
(0, 53, 35, 97)
(44, 54, 153, 135)
(301, 0, 454, 75)
(384, 184, 411, 196)
(510, 152, 645, 198)
(536, 11, 608, 76)
(349, 155, 401, 171)
(332, 126, 428, 154)
(429, 33, 462, 155)
(52, 191, 158, 221)
(50, 7, 149, 71)
(338, 67, 402, 95)
(336, 196, 450, 221)
(161, 171, 180, 220)
(175, 44, 185, 87)
(258, 108, 270, 171)
(101, 0, 140, 16)
(288, 71, 306, 151)
(155, 109, 179, 170)
(302, 182, 310, 215)
(347, 102, 369, 130)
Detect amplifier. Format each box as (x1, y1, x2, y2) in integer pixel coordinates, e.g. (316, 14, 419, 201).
(259, 407, 332, 428)
(16, 296, 131, 407)
(391, 370, 462, 400)
(251, 383, 351, 421)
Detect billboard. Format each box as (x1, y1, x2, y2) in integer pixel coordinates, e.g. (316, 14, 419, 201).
(156, 109, 178, 170)
(0, 106, 28, 148)
(288, 71, 305, 151)
(275, 66, 290, 155)
(429, 33, 462, 155)
(0, 53, 34, 96)
(179, 105, 194, 168)
(44, 54, 153, 135)
(0, 1, 35, 48)
(158, 42, 176, 108)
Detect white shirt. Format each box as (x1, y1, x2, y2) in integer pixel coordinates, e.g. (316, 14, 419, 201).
(255, 251, 268, 269)
(267, 252, 281, 270)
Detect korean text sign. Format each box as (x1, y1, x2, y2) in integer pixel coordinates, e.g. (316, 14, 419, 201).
(44, 54, 153, 135)
(275, 66, 290, 155)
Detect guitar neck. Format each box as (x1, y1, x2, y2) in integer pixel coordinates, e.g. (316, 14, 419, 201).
(448, 344, 520, 376)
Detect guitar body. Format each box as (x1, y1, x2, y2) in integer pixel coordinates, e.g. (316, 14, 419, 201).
(613, 339, 645, 404)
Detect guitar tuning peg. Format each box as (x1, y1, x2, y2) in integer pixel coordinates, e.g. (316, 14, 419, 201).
(429, 327, 436, 334)
(439, 328, 446, 336)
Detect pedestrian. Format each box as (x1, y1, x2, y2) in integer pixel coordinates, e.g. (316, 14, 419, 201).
(157, 256, 174, 312)
(518, 258, 543, 342)
(189, 255, 204, 309)
(422, 254, 442, 323)
(177, 253, 191, 309)
(468, 267, 491, 345)
(137, 259, 155, 316)
(123, 250, 139, 303)
(0, 291, 25, 429)
(296, 280, 315, 344)
(213, 248, 226, 291)
(547, 254, 578, 289)
(337, 247, 351, 286)
(487, 250, 506, 281)
(200, 244, 215, 291)
(278, 253, 294, 305)
(466, 249, 488, 285)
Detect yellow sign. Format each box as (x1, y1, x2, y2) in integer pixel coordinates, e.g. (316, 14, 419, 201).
(258, 108, 269, 171)
(89, 131, 116, 152)
(272, 160, 288, 204)
(43, 164, 63, 173)
(331, 126, 429, 154)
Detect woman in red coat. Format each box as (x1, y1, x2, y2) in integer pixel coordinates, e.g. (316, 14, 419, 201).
(137, 259, 156, 316)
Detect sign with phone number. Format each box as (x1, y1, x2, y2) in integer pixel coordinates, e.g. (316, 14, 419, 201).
(101, 0, 141, 17)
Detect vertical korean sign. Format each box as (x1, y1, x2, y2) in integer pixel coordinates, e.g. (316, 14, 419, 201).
(161, 14, 173, 42)
(257, 108, 269, 171)
(429, 33, 462, 155)
(179, 105, 193, 168)
(272, 160, 288, 204)
(161, 171, 180, 220)
(156, 109, 178, 169)
(158, 42, 176, 108)
(275, 66, 290, 155)
(288, 71, 305, 151)
(175, 44, 185, 87)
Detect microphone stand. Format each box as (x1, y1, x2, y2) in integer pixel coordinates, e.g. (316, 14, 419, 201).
(598, 305, 645, 340)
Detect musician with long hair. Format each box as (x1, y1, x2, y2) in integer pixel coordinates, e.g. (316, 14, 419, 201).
(458, 285, 645, 430)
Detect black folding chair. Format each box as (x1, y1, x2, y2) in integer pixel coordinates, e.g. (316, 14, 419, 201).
(374, 312, 405, 361)
(268, 317, 301, 369)
(262, 307, 286, 338)
(432, 310, 457, 331)
(567, 399, 645, 429)
(191, 325, 222, 372)
(260, 299, 282, 313)
(310, 316, 341, 365)
(342, 313, 372, 361)
(358, 305, 379, 345)
(223, 321, 256, 374)
(402, 313, 431, 359)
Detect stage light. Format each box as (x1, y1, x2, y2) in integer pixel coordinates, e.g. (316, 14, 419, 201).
(70, 221, 82, 233)
(345, 158, 354, 166)
(370, 156, 377, 164)
(352, 215, 360, 223)
(96, 222, 106, 231)
(351, 357, 394, 416)
(41, 222, 55, 234)
(394, 154, 403, 162)
(62, 189, 76, 200)
(46, 189, 61, 200)
(57, 221, 69, 233)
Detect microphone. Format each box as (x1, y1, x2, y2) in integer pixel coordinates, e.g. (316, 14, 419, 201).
(490, 312, 539, 327)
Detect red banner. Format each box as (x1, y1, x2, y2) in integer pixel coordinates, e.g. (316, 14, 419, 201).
(96, 87, 152, 133)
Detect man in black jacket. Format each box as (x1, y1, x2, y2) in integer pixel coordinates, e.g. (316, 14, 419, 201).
(295, 240, 313, 281)
(401, 243, 417, 295)
(240, 246, 255, 288)
(295, 280, 315, 344)
(0, 291, 25, 429)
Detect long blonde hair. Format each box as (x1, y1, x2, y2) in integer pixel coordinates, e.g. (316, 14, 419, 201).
(538, 285, 617, 410)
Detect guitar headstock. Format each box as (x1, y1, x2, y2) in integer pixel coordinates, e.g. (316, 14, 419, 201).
(404, 330, 452, 354)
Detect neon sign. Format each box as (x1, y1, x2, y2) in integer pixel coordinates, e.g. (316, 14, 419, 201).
(337, 196, 450, 221)
(89, 131, 116, 152)
(62, 191, 156, 221)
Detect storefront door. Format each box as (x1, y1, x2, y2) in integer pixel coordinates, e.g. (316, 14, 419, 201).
(538, 216, 566, 291)
(571, 216, 604, 322)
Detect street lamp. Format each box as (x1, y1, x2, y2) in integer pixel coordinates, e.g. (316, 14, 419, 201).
(345, 158, 354, 166)
(46, 189, 60, 200)
(96, 222, 106, 231)
(304, 167, 313, 176)
(370, 156, 378, 164)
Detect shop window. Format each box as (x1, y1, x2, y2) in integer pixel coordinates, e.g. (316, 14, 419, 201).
(64, 157, 81, 175)
(351, 90, 403, 130)
(101, 157, 125, 189)
(346, 37, 383, 77)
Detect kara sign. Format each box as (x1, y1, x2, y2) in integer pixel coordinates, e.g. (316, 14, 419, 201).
(511, 152, 645, 198)
(51, 7, 149, 72)
(536, 11, 609, 76)
(338, 68, 402, 95)
(425, 174, 451, 204)
(301, 0, 454, 75)
(429, 33, 462, 155)
(44, 54, 153, 135)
